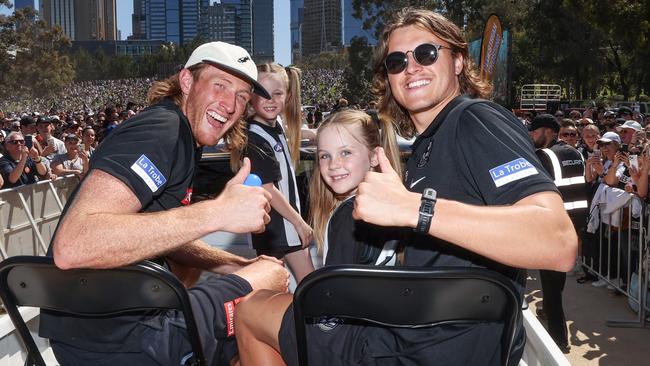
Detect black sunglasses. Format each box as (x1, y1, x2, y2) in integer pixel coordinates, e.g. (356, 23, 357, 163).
(560, 132, 577, 137)
(384, 43, 451, 74)
(6, 139, 25, 145)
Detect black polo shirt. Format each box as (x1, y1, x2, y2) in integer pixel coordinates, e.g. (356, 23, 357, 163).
(40, 98, 201, 352)
(403, 95, 557, 291)
(394, 95, 558, 364)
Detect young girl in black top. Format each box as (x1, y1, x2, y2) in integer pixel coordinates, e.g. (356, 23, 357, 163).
(235, 109, 404, 365)
(244, 63, 314, 283)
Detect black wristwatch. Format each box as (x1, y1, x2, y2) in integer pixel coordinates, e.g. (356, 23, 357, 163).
(414, 188, 437, 233)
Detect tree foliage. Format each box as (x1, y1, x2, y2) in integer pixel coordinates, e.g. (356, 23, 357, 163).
(351, 0, 650, 104)
(0, 5, 74, 99)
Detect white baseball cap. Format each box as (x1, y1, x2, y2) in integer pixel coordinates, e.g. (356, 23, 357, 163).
(185, 41, 270, 99)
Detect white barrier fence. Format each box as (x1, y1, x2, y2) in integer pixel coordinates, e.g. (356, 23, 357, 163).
(0, 176, 79, 260)
(582, 186, 649, 328)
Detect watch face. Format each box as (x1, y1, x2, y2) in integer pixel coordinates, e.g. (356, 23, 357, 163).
(423, 188, 437, 200)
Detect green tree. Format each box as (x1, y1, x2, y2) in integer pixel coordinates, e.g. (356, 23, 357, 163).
(343, 36, 374, 104)
(0, 4, 74, 99)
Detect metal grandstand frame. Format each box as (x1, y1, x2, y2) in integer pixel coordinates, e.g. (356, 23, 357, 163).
(519, 84, 561, 111)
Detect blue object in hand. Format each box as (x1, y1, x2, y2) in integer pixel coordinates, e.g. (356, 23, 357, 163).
(244, 174, 262, 187)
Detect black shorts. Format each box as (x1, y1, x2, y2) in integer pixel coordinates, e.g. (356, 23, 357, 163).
(279, 304, 522, 366)
(256, 245, 304, 259)
(50, 274, 251, 366)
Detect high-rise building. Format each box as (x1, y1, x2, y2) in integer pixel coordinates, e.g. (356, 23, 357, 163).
(133, 0, 208, 45)
(293, 0, 375, 59)
(14, 0, 36, 11)
(301, 0, 341, 57)
(131, 0, 146, 39)
(41, 0, 117, 41)
(251, 0, 274, 63)
(290, 0, 303, 63)
(200, 2, 238, 46)
(41, 0, 76, 39)
(341, 0, 375, 46)
(199, 0, 252, 54)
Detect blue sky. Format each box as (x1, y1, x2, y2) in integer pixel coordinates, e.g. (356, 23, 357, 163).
(2, 0, 292, 65)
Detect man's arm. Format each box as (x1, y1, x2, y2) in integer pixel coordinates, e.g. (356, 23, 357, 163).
(166, 238, 263, 274)
(53, 158, 271, 270)
(353, 148, 577, 272)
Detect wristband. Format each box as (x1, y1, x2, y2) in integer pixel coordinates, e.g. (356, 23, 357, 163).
(414, 188, 437, 233)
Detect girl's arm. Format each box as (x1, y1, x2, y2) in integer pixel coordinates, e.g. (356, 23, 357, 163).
(263, 182, 313, 247)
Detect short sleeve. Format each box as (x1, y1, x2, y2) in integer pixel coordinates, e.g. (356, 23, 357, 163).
(0, 159, 13, 182)
(89, 108, 182, 207)
(456, 103, 558, 205)
(246, 134, 281, 184)
(325, 200, 359, 265)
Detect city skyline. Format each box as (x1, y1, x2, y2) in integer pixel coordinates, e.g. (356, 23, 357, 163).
(1, 0, 292, 65)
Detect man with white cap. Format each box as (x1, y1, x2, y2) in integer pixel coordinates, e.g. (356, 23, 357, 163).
(616, 120, 642, 145)
(41, 42, 290, 365)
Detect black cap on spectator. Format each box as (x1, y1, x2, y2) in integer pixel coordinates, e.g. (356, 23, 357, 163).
(20, 116, 34, 126)
(618, 106, 633, 116)
(36, 116, 52, 124)
(529, 114, 560, 132)
(615, 117, 626, 126)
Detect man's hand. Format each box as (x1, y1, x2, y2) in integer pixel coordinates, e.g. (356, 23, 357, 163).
(41, 144, 55, 157)
(28, 147, 40, 160)
(212, 158, 271, 234)
(234, 258, 290, 292)
(353, 147, 419, 228)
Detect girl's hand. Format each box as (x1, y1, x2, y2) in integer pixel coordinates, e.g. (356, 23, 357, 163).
(296, 221, 313, 249)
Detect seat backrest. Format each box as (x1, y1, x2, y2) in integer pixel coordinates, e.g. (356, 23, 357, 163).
(0, 256, 206, 366)
(293, 265, 522, 366)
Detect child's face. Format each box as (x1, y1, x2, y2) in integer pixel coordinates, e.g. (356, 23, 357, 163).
(317, 125, 377, 196)
(251, 73, 287, 124)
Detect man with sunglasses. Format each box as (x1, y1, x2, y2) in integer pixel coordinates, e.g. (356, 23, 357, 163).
(235, 8, 576, 366)
(0, 131, 47, 188)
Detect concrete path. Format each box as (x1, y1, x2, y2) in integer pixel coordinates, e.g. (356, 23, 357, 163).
(526, 270, 648, 365)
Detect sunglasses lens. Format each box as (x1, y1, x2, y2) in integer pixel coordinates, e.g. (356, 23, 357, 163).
(413, 44, 439, 66)
(384, 52, 407, 74)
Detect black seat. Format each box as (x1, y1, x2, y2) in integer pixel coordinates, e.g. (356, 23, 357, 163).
(293, 265, 522, 366)
(0, 255, 206, 366)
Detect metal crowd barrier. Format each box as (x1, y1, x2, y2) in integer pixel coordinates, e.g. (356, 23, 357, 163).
(581, 187, 649, 328)
(0, 175, 79, 260)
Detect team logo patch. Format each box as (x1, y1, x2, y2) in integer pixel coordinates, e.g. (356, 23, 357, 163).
(489, 158, 538, 188)
(316, 317, 342, 332)
(130, 154, 167, 193)
(274, 142, 283, 152)
(237, 56, 250, 63)
(417, 140, 433, 168)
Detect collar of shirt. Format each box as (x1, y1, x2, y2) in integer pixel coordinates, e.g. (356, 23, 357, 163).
(410, 94, 471, 152)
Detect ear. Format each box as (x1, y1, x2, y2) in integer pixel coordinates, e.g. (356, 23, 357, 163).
(179, 68, 193, 95)
(370, 146, 380, 168)
(453, 53, 464, 76)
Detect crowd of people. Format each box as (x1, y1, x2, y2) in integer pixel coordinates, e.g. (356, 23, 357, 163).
(0, 6, 645, 365)
(0, 105, 132, 189)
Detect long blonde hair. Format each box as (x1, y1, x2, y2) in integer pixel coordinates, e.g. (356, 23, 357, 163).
(148, 63, 247, 157)
(309, 109, 402, 251)
(231, 63, 303, 171)
(372, 8, 492, 138)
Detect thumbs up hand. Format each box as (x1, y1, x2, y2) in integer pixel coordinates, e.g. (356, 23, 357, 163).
(352, 147, 420, 228)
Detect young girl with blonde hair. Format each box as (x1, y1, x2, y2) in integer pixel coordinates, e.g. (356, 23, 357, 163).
(244, 63, 314, 283)
(234, 108, 404, 365)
